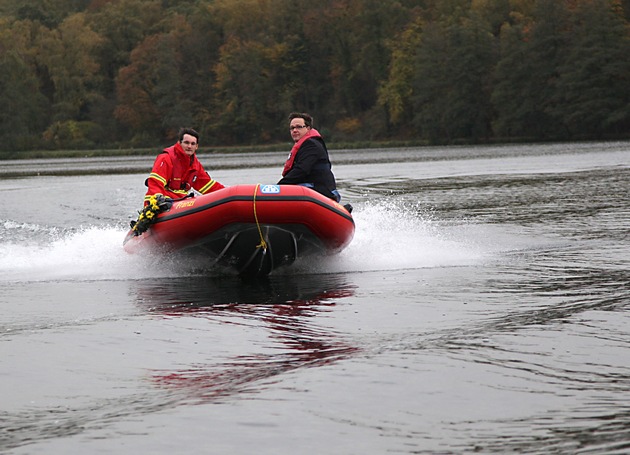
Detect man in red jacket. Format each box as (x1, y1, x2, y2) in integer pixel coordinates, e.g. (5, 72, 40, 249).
(144, 127, 225, 206)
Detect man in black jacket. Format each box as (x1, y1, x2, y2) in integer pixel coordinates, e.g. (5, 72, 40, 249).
(278, 112, 342, 203)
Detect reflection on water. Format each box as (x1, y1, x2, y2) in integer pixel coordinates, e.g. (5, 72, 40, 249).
(133, 273, 355, 307)
(0, 274, 359, 451)
(133, 274, 359, 404)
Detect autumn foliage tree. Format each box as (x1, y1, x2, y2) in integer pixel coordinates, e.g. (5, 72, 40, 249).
(1, 0, 630, 152)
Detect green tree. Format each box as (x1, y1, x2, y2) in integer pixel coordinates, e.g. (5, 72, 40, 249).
(168, 4, 223, 142)
(85, 0, 170, 144)
(31, 12, 105, 147)
(492, 0, 570, 139)
(302, 0, 407, 137)
(1, 0, 88, 27)
(88, 0, 168, 86)
(114, 10, 224, 145)
(378, 17, 423, 129)
(410, 10, 496, 143)
(35, 13, 104, 120)
(212, 37, 296, 143)
(0, 51, 49, 150)
(0, 18, 52, 150)
(114, 34, 172, 142)
(447, 13, 497, 141)
(470, 0, 513, 35)
(209, 0, 309, 143)
(551, 0, 630, 138)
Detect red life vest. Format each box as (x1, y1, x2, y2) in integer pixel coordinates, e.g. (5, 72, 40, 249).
(282, 129, 322, 176)
(162, 142, 196, 192)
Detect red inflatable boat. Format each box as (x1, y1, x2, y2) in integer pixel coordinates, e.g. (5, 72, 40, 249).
(123, 184, 354, 276)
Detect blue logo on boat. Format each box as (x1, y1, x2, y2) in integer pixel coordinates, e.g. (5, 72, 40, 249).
(260, 185, 281, 194)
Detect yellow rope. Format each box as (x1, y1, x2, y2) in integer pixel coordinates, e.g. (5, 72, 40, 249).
(253, 184, 268, 251)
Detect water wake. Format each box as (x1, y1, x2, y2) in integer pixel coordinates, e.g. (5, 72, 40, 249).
(0, 201, 493, 283)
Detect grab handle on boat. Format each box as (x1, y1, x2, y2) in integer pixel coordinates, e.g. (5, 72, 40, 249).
(170, 192, 195, 202)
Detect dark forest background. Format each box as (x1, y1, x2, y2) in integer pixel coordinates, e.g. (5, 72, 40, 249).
(2, 0, 630, 154)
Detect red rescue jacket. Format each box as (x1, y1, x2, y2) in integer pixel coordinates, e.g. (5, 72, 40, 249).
(144, 142, 224, 205)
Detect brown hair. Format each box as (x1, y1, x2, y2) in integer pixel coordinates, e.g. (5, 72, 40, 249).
(177, 127, 200, 143)
(288, 112, 313, 128)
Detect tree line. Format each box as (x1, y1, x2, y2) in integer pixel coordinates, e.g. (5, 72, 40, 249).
(1, 0, 630, 154)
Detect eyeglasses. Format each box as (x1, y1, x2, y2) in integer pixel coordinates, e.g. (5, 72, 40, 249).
(289, 125, 307, 131)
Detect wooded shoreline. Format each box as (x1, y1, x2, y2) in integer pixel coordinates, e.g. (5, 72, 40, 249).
(2, 0, 630, 153)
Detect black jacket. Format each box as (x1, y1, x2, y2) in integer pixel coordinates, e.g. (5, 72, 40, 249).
(278, 136, 338, 200)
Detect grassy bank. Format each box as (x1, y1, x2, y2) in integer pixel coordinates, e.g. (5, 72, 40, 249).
(6, 135, 613, 161)
(0, 139, 436, 161)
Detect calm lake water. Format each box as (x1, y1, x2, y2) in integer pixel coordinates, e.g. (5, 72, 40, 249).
(1, 142, 629, 454)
